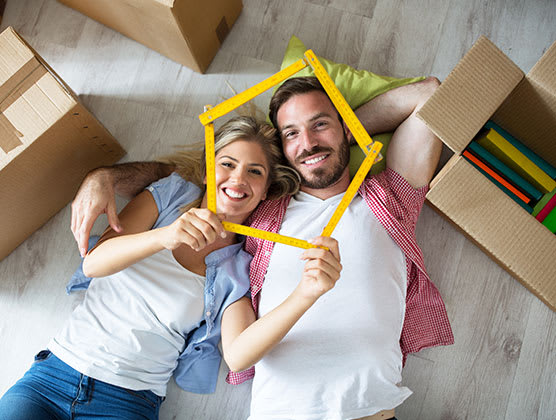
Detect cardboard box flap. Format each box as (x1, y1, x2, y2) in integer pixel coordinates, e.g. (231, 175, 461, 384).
(427, 157, 556, 311)
(0, 27, 36, 84)
(491, 41, 556, 167)
(527, 40, 556, 95)
(417, 36, 524, 154)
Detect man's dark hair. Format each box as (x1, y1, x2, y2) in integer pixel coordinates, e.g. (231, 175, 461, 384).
(268, 76, 342, 130)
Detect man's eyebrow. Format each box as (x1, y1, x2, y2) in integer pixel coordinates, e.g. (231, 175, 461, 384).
(280, 112, 333, 133)
(309, 112, 334, 122)
(218, 155, 267, 170)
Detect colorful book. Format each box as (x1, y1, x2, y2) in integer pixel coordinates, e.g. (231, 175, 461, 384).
(535, 192, 556, 222)
(462, 150, 533, 213)
(467, 141, 543, 201)
(541, 206, 556, 233)
(476, 128, 556, 193)
(532, 188, 556, 217)
(485, 121, 556, 179)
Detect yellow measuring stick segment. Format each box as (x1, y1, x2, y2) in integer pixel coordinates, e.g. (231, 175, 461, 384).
(320, 141, 383, 237)
(304, 50, 382, 160)
(222, 221, 320, 249)
(199, 58, 308, 126)
(200, 49, 382, 250)
(204, 120, 217, 213)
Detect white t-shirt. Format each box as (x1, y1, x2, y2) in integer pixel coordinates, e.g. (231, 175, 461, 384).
(49, 248, 205, 397)
(250, 192, 412, 419)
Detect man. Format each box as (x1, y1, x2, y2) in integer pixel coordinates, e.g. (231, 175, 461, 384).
(71, 76, 453, 419)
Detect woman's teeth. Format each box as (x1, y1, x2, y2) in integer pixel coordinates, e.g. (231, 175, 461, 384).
(224, 188, 246, 199)
(303, 155, 327, 165)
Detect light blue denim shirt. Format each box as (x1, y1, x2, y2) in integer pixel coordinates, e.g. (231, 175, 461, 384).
(66, 173, 251, 394)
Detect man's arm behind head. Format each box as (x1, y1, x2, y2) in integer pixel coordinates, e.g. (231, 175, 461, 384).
(355, 77, 442, 189)
(71, 161, 174, 256)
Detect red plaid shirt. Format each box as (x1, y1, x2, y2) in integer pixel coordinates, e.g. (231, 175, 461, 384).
(227, 168, 454, 384)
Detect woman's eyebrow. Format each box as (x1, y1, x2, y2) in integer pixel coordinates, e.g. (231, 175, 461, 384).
(219, 155, 267, 170)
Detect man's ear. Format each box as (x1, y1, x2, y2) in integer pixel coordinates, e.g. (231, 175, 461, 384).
(343, 121, 355, 145)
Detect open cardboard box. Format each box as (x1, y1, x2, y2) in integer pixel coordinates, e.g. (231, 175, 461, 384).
(417, 36, 556, 312)
(0, 27, 125, 261)
(57, 0, 243, 73)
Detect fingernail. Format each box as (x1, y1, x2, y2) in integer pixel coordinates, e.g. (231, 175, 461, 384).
(221, 232, 227, 238)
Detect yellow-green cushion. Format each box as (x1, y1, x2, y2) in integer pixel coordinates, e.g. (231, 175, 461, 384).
(278, 35, 425, 176)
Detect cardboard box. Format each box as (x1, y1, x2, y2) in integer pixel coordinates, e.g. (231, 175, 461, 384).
(57, 0, 243, 73)
(418, 36, 556, 312)
(0, 27, 125, 261)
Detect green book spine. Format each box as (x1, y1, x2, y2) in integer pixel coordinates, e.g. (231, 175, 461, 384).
(485, 120, 556, 179)
(468, 141, 543, 201)
(541, 206, 556, 233)
(463, 154, 533, 213)
(532, 188, 556, 217)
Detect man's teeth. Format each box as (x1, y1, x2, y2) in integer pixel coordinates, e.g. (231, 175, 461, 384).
(224, 189, 246, 199)
(304, 155, 327, 165)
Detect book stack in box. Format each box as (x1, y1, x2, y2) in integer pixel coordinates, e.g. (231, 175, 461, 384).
(463, 120, 556, 234)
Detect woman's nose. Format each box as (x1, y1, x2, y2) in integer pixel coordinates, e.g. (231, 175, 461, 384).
(229, 168, 247, 185)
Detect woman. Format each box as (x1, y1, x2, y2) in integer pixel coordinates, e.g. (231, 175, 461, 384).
(0, 116, 342, 419)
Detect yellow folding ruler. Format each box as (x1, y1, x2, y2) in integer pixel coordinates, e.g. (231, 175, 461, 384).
(199, 50, 383, 249)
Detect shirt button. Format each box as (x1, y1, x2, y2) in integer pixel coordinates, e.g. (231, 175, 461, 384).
(206, 311, 212, 317)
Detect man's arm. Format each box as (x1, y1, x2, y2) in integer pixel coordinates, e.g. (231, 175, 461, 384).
(71, 161, 174, 257)
(353, 77, 442, 188)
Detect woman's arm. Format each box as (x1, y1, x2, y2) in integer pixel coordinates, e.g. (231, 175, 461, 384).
(221, 236, 342, 373)
(81, 190, 161, 277)
(82, 191, 226, 278)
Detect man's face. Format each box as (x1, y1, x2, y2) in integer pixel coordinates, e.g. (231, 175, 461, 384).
(276, 91, 350, 190)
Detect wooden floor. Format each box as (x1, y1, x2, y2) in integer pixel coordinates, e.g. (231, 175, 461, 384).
(1, 0, 556, 419)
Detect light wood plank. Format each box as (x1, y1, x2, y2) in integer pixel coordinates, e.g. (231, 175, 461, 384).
(1, 0, 556, 419)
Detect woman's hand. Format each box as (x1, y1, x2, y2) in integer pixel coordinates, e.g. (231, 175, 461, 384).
(296, 236, 342, 302)
(159, 208, 227, 251)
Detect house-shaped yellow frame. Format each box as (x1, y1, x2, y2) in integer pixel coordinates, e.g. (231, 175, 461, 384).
(198, 50, 382, 249)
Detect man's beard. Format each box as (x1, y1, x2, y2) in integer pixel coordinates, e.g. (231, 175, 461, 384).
(295, 135, 350, 190)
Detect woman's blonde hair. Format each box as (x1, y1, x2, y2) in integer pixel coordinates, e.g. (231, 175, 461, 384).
(159, 116, 300, 211)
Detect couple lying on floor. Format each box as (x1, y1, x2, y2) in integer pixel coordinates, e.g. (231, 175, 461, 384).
(0, 76, 452, 420)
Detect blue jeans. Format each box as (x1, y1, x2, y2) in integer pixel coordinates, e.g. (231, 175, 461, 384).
(0, 350, 164, 419)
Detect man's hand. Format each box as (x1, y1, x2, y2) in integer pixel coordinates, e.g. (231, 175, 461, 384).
(71, 169, 122, 257)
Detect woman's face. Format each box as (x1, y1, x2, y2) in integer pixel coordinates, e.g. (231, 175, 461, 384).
(213, 139, 270, 223)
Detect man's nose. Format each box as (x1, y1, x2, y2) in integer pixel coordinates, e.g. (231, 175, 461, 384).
(299, 129, 318, 149)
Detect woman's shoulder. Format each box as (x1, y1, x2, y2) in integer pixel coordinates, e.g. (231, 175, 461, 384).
(147, 172, 202, 211)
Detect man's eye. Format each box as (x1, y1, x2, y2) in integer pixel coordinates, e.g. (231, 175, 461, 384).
(284, 131, 297, 139)
(315, 121, 327, 128)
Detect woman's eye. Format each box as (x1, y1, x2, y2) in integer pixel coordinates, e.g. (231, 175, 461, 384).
(221, 162, 233, 168)
(249, 169, 263, 175)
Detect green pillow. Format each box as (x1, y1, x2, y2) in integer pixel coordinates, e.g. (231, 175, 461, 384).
(278, 35, 425, 176)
